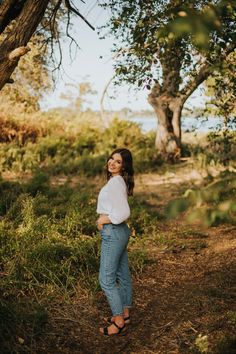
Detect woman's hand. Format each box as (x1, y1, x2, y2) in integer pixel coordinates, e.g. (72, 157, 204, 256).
(96, 218, 104, 230)
(96, 215, 111, 230)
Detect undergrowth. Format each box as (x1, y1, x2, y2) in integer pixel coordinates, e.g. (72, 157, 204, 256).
(0, 113, 235, 352)
(0, 171, 158, 351)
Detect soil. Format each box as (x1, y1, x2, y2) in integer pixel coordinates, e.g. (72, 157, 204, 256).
(8, 164, 236, 354)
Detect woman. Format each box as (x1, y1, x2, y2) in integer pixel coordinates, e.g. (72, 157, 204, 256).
(96, 148, 134, 336)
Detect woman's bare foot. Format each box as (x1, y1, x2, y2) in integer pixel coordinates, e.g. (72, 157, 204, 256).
(100, 315, 126, 336)
(104, 309, 131, 325)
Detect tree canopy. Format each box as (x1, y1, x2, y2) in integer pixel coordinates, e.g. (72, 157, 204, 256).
(101, 0, 236, 158)
(0, 0, 94, 90)
(102, 0, 235, 89)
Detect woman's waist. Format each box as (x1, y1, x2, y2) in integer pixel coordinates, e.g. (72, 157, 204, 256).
(102, 221, 127, 228)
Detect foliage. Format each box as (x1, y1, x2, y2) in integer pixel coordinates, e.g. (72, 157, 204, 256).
(205, 51, 236, 124)
(99, 0, 236, 158)
(60, 82, 98, 112)
(206, 130, 236, 164)
(0, 113, 161, 175)
(0, 34, 51, 113)
(166, 170, 236, 226)
(0, 164, 159, 350)
(0, 0, 95, 91)
(0, 108, 235, 352)
(195, 334, 209, 353)
(182, 130, 236, 166)
(0, 168, 156, 293)
(100, 0, 236, 89)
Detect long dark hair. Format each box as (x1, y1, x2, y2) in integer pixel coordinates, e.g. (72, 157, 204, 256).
(106, 148, 134, 196)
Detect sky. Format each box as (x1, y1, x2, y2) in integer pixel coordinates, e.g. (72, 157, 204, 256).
(42, 1, 206, 112)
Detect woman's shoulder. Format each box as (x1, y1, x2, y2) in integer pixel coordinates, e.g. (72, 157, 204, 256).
(107, 175, 126, 187)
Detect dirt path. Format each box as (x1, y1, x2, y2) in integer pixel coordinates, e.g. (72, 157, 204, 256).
(36, 166, 236, 354)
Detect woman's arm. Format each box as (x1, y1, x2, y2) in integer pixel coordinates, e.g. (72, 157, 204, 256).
(97, 214, 111, 230)
(107, 177, 130, 224)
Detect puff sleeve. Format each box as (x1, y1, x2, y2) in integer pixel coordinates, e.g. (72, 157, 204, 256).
(107, 176, 130, 224)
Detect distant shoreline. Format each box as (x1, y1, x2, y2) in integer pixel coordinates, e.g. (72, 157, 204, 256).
(127, 115, 236, 133)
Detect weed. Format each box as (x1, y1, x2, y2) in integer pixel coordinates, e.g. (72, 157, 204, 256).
(129, 249, 148, 274)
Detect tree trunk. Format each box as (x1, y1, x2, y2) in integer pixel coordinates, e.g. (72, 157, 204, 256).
(148, 92, 183, 160)
(0, 0, 49, 90)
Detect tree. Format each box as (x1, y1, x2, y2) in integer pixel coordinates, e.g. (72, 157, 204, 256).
(101, 0, 236, 159)
(0, 34, 52, 114)
(0, 0, 95, 91)
(60, 81, 97, 112)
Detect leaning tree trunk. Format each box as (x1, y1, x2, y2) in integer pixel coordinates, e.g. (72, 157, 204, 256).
(0, 0, 49, 90)
(148, 91, 183, 160)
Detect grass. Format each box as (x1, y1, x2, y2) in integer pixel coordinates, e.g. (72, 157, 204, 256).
(0, 170, 160, 352)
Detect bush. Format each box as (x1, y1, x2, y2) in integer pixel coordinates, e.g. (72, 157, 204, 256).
(166, 171, 236, 226)
(0, 116, 164, 174)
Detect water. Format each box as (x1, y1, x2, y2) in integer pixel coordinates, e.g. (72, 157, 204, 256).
(128, 115, 235, 133)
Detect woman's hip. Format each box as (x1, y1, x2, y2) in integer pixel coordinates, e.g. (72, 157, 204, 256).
(100, 223, 130, 242)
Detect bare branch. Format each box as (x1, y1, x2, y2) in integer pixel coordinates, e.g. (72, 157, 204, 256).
(100, 74, 115, 127)
(64, 0, 95, 31)
(66, 8, 80, 61)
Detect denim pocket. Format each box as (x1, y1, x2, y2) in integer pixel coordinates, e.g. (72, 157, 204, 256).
(100, 224, 112, 237)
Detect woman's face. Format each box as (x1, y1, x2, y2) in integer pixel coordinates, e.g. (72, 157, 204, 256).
(108, 153, 123, 176)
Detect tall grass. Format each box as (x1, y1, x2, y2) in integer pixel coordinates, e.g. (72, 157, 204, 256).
(0, 169, 158, 351)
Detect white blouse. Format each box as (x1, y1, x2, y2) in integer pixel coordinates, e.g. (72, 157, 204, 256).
(96, 175, 130, 224)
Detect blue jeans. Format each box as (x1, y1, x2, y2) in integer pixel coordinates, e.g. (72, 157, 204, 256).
(99, 223, 132, 316)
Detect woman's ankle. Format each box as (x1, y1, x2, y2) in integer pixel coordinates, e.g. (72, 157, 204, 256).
(123, 308, 130, 318)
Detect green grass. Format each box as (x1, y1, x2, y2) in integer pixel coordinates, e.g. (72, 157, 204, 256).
(0, 113, 235, 353)
(0, 169, 161, 352)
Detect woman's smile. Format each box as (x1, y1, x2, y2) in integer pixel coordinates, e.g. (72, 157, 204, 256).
(108, 153, 123, 176)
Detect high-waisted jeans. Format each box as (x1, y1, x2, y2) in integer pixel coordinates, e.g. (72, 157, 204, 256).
(99, 223, 132, 316)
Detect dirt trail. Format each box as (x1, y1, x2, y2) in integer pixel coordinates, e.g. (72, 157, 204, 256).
(38, 165, 236, 354)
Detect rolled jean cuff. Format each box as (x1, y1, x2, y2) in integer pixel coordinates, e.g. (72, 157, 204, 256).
(112, 312, 125, 317)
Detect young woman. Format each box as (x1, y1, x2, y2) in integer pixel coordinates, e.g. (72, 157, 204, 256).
(96, 148, 134, 336)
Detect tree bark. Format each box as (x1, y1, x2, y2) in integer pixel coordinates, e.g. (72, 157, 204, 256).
(147, 37, 236, 161)
(0, 0, 49, 90)
(148, 91, 183, 160)
(0, 0, 26, 34)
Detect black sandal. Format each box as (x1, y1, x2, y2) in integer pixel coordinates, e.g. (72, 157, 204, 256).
(100, 322, 127, 336)
(106, 315, 131, 324)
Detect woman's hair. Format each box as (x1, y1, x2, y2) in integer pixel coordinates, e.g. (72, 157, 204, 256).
(106, 148, 134, 196)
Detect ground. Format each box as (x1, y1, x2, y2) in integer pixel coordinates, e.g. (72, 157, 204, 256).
(5, 162, 236, 354)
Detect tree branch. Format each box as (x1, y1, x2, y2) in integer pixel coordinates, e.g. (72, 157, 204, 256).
(100, 74, 115, 127)
(180, 62, 211, 102)
(64, 0, 95, 31)
(8, 46, 30, 60)
(6, 78, 14, 84)
(180, 42, 236, 103)
(0, 0, 49, 90)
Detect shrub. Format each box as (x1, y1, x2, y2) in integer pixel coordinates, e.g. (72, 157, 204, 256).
(166, 170, 236, 226)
